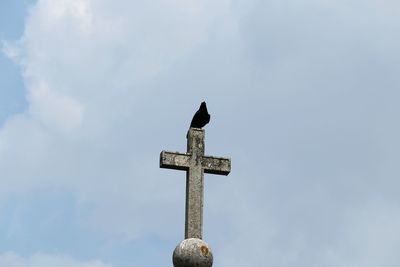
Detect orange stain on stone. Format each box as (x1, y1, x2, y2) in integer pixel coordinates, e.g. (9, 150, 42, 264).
(200, 245, 209, 256)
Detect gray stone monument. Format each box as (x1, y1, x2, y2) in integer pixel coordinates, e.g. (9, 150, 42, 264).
(160, 128, 231, 267)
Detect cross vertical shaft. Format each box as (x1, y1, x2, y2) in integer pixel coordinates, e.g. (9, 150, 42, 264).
(185, 129, 205, 239)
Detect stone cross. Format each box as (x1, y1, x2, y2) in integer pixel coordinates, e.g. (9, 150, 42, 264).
(160, 128, 231, 239)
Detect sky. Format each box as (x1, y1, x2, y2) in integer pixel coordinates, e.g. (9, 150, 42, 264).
(1, 0, 400, 266)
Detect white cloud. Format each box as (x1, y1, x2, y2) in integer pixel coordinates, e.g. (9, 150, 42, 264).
(0, 252, 111, 267)
(2, 0, 400, 266)
(28, 80, 84, 133)
(1, 0, 233, 238)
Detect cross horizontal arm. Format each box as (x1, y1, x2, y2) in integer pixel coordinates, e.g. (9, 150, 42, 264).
(160, 151, 190, 171)
(202, 156, 231, 175)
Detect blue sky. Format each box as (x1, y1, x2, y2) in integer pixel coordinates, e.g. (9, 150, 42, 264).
(0, 0, 33, 124)
(1, 0, 400, 266)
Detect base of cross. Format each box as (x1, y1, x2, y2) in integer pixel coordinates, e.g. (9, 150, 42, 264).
(173, 238, 213, 267)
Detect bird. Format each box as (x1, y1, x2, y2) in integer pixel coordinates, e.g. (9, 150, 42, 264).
(190, 101, 210, 128)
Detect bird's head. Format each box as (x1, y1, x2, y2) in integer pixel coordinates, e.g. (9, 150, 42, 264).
(200, 101, 207, 110)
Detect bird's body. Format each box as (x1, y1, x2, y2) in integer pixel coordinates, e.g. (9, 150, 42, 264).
(190, 102, 210, 128)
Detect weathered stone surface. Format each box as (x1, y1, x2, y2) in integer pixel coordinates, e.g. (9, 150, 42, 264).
(160, 151, 190, 171)
(159, 128, 231, 239)
(173, 238, 213, 267)
(202, 156, 231, 175)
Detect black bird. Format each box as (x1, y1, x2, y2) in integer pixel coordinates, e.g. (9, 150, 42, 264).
(190, 101, 210, 128)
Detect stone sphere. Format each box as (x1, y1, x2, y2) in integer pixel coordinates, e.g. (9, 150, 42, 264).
(173, 238, 213, 267)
